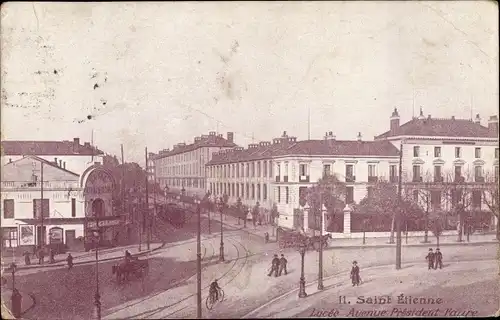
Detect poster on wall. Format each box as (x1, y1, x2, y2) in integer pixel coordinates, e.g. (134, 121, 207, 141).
(19, 225, 35, 245)
(49, 227, 63, 244)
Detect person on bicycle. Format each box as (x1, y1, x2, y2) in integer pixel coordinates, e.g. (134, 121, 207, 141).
(209, 279, 221, 302)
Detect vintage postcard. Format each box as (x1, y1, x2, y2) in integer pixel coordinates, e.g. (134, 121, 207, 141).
(1, 1, 499, 319)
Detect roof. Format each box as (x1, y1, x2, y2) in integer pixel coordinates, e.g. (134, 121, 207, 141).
(2, 155, 80, 182)
(206, 139, 400, 165)
(153, 134, 237, 159)
(375, 117, 497, 139)
(1, 140, 104, 156)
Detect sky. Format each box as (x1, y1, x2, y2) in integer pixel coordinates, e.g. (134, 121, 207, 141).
(1, 1, 498, 165)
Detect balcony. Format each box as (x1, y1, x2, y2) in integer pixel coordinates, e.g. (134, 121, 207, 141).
(275, 176, 280, 182)
(299, 175, 310, 183)
(345, 176, 356, 183)
(412, 176, 423, 183)
(389, 176, 398, 183)
(475, 176, 485, 183)
(434, 176, 444, 183)
(368, 176, 378, 183)
(283, 176, 289, 182)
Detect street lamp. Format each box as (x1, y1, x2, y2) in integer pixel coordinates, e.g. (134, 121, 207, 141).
(92, 228, 101, 320)
(298, 241, 307, 298)
(362, 219, 367, 245)
(217, 197, 225, 262)
(194, 198, 202, 319)
(303, 201, 324, 291)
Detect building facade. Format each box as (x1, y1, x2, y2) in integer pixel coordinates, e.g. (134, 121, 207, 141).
(0, 139, 123, 251)
(147, 152, 156, 183)
(153, 131, 236, 197)
(375, 108, 499, 230)
(206, 131, 401, 230)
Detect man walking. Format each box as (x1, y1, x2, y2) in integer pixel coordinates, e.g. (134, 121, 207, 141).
(425, 248, 435, 270)
(267, 254, 280, 277)
(38, 247, 45, 265)
(434, 248, 443, 269)
(278, 254, 288, 276)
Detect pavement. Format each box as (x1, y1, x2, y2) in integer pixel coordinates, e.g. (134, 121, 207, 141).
(208, 212, 499, 248)
(1, 242, 165, 272)
(243, 259, 500, 318)
(1, 287, 36, 319)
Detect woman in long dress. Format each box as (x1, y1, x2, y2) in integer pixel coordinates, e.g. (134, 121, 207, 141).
(350, 260, 361, 286)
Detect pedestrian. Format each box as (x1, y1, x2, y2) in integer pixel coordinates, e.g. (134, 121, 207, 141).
(66, 253, 74, 270)
(434, 248, 443, 269)
(425, 248, 435, 270)
(23, 251, 31, 266)
(350, 261, 361, 286)
(49, 248, 56, 264)
(38, 247, 45, 265)
(264, 232, 270, 243)
(278, 254, 288, 276)
(267, 254, 280, 277)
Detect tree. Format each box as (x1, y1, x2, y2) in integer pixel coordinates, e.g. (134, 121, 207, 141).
(306, 174, 346, 232)
(430, 215, 444, 247)
(358, 179, 424, 243)
(443, 169, 474, 242)
(410, 171, 436, 243)
(482, 168, 499, 240)
(235, 197, 243, 225)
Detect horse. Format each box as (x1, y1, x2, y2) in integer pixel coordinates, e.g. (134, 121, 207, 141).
(112, 258, 149, 283)
(306, 233, 332, 251)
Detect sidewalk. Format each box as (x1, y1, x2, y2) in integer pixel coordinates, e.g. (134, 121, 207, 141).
(0, 287, 36, 319)
(209, 212, 498, 248)
(1, 242, 165, 271)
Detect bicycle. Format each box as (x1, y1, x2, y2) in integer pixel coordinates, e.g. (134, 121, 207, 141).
(206, 288, 225, 310)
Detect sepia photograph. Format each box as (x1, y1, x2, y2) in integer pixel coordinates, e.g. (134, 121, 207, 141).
(1, 1, 499, 319)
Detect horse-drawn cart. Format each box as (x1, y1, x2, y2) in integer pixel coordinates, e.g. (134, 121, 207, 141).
(112, 257, 149, 283)
(277, 227, 332, 251)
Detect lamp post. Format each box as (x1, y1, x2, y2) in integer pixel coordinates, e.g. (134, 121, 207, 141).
(217, 198, 225, 262)
(194, 198, 202, 319)
(303, 201, 324, 291)
(92, 228, 101, 320)
(363, 219, 367, 245)
(298, 241, 307, 298)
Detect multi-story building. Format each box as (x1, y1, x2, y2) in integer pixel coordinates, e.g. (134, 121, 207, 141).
(206, 131, 401, 230)
(153, 131, 237, 197)
(375, 108, 499, 229)
(1, 138, 121, 251)
(1, 137, 105, 174)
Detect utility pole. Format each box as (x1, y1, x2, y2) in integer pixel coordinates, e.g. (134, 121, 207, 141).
(196, 200, 202, 318)
(145, 147, 150, 250)
(40, 162, 44, 250)
(121, 144, 126, 233)
(396, 140, 403, 269)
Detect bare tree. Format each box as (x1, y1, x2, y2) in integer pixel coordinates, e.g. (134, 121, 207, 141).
(306, 174, 346, 232)
(430, 215, 444, 247)
(482, 168, 499, 240)
(442, 169, 475, 242)
(408, 171, 436, 243)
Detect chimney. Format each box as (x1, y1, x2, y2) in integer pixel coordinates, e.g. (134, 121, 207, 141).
(227, 132, 234, 143)
(282, 131, 288, 138)
(54, 157, 58, 165)
(417, 107, 425, 120)
(488, 115, 499, 135)
(474, 113, 481, 124)
(357, 132, 362, 141)
(428, 114, 431, 120)
(390, 108, 400, 134)
(451, 116, 455, 120)
(59, 159, 62, 167)
(84, 142, 91, 148)
(324, 132, 336, 140)
(63, 162, 66, 169)
(73, 138, 80, 152)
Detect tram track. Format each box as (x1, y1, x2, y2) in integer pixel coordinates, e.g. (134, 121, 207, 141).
(119, 235, 250, 319)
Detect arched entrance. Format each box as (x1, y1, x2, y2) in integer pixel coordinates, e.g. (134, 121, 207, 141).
(80, 165, 119, 250)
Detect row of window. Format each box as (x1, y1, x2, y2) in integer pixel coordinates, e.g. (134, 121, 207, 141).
(155, 148, 211, 165)
(413, 146, 499, 159)
(3, 198, 77, 219)
(160, 178, 206, 189)
(210, 182, 269, 201)
(412, 165, 499, 182)
(157, 162, 204, 177)
(208, 161, 273, 179)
